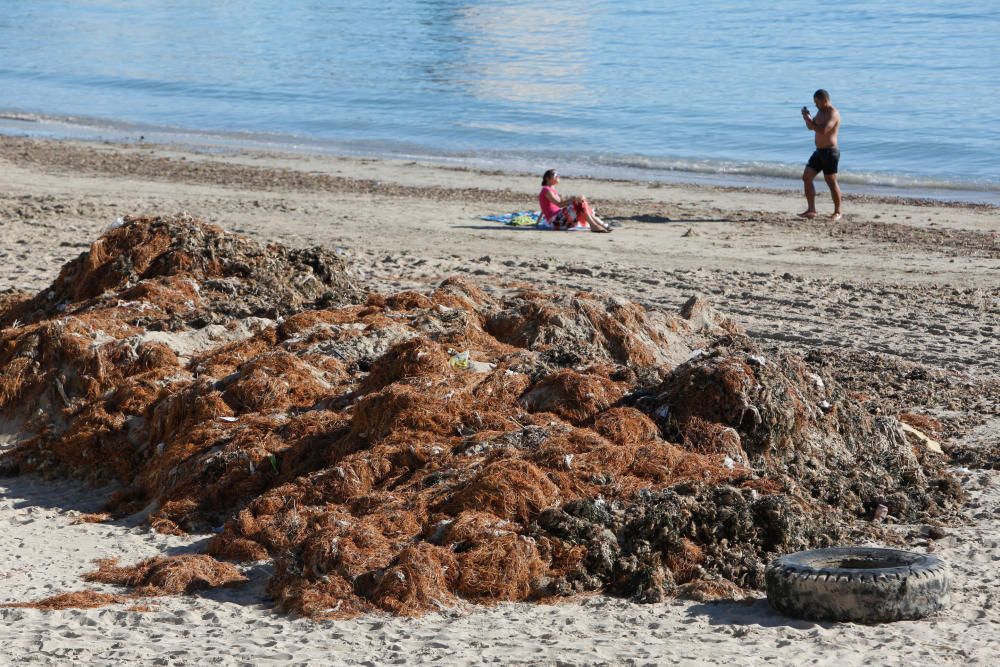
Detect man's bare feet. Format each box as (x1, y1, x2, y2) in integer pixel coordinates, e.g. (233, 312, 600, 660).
(798, 210, 817, 219)
(831, 212, 842, 222)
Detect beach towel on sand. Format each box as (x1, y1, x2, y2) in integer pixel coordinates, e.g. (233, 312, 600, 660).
(480, 210, 538, 226)
(480, 211, 588, 230)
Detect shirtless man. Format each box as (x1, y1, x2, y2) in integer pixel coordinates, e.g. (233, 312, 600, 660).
(800, 89, 842, 221)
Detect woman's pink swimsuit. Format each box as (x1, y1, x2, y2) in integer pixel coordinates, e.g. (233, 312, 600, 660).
(538, 186, 562, 222)
(539, 185, 585, 229)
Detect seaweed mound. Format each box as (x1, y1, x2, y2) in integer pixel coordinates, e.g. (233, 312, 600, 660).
(649, 335, 954, 519)
(1, 214, 362, 329)
(0, 217, 960, 617)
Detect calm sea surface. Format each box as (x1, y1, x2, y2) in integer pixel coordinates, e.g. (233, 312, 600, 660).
(1, 1, 998, 202)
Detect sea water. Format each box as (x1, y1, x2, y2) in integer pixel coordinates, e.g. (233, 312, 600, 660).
(0, 0, 997, 203)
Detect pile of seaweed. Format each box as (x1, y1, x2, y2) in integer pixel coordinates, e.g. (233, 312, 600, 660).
(0, 216, 961, 617)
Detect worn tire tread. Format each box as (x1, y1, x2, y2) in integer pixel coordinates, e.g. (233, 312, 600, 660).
(765, 547, 950, 623)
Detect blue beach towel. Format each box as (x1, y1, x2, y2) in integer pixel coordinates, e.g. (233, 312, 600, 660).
(479, 210, 589, 230)
(480, 210, 539, 225)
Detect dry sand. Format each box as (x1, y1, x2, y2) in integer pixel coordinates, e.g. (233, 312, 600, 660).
(1, 135, 998, 665)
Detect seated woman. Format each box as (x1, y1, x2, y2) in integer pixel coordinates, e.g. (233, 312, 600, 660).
(538, 170, 610, 233)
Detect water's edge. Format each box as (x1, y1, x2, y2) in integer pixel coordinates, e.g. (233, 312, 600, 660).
(2, 111, 997, 207)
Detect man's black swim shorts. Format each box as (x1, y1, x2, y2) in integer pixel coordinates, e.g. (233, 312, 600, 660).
(807, 147, 840, 174)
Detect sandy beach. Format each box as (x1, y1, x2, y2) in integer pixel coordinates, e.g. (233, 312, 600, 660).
(1, 135, 999, 665)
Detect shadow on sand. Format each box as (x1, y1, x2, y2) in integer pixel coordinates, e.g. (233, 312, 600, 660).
(685, 597, 827, 630)
(604, 215, 734, 224)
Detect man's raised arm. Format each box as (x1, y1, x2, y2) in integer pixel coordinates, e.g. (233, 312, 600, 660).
(807, 111, 840, 136)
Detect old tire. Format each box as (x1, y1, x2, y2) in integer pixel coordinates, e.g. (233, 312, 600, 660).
(765, 547, 950, 623)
